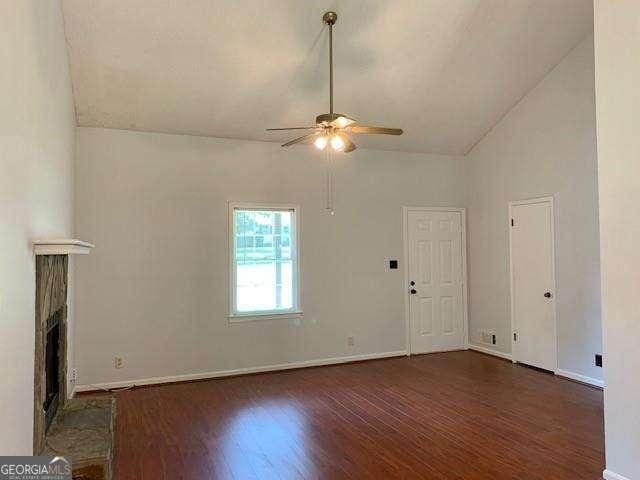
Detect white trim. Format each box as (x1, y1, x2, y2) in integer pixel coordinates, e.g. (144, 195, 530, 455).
(603, 469, 632, 480)
(403, 206, 469, 355)
(509, 195, 556, 207)
(33, 239, 94, 255)
(411, 347, 468, 355)
(555, 369, 604, 389)
(227, 201, 302, 320)
(508, 195, 559, 371)
(403, 207, 411, 353)
(228, 311, 303, 323)
(468, 344, 513, 361)
(74, 350, 407, 392)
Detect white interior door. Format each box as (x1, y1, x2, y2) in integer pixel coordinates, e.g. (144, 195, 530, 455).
(509, 197, 557, 371)
(407, 209, 466, 353)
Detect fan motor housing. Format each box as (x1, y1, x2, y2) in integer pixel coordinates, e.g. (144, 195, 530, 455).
(316, 113, 344, 125)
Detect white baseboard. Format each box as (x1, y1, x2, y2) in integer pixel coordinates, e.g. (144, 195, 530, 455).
(75, 350, 408, 392)
(409, 347, 468, 355)
(468, 344, 513, 361)
(555, 369, 604, 389)
(603, 469, 632, 480)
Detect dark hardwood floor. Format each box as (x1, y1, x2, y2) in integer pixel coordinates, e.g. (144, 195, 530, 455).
(113, 351, 604, 479)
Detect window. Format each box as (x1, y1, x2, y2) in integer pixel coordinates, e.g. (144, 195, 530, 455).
(229, 203, 301, 320)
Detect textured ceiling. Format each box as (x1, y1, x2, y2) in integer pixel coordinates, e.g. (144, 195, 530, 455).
(62, 0, 593, 155)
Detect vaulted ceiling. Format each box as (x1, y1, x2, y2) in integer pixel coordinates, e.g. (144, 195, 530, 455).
(62, 0, 593, 155)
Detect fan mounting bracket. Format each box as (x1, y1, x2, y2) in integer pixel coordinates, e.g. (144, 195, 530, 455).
(323, 11, 338, 26)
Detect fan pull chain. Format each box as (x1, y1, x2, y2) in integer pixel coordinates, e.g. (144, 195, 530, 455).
(325, 148, 335, 215)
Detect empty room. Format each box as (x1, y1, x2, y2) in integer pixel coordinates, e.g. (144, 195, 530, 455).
(1, 1, 638, 479)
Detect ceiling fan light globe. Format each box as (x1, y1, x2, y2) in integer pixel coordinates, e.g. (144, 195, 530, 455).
(330, 135, 345, 151)
(314, 136, 328, 150)
(335, 116, 355, 128)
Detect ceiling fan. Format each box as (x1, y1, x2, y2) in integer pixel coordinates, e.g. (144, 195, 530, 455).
(266, 11, 403, 153)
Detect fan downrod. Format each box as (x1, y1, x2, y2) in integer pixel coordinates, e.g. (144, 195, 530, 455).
(323, 11, 337, 26)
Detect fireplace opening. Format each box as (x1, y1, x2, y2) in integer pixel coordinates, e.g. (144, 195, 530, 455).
(44, 306, 63, 431)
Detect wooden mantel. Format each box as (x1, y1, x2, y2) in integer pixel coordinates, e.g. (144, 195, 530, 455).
(33, 239, 94, 256)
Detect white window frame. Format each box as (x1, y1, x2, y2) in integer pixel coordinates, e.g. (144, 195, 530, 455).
(228, 201, 302, 322)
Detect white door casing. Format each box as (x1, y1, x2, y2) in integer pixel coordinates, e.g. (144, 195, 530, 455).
(509, 196, 558, 372)
(404, 207, 467, 354)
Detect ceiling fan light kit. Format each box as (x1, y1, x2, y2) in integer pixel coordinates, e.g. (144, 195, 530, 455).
(330, 134, 345, 151)
(314, 135, 328, 150)
(266, 11, 403, 153)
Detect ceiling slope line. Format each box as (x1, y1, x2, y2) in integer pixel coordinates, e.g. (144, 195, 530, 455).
(463, 30, 595, 157)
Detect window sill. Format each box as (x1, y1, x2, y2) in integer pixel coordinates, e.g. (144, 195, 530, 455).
(228, 311, 304, 324)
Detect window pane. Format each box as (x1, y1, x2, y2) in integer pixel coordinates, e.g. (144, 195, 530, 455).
(234, 209, 295, 313)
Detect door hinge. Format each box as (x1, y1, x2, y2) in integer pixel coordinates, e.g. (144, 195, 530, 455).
(511, 218, 515, 227)
(513, 332, 517, 342)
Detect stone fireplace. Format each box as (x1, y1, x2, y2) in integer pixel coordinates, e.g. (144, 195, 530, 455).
(33, 255, 69, 454)
(33, 239, 93, 454)
(32, 240, 117, 480)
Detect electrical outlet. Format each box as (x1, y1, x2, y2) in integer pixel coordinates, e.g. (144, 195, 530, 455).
(595, 354, 603, 367)
(347, 336, 355, 347)
(114, 356, 124, 369)
(70, 368, 78, 383)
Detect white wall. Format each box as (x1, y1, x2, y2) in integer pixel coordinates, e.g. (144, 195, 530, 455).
(73, 127, 466, 387)
(0, 0, 75, 455)
(594, 2, 640, 479)
(466, 35, 602, 382)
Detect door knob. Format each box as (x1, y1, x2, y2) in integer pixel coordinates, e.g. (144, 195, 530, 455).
(544, 292, 552, 298)
(410, 289, 417, 294)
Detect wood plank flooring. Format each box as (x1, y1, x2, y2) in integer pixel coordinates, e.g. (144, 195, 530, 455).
(113, 351, 604, 479)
